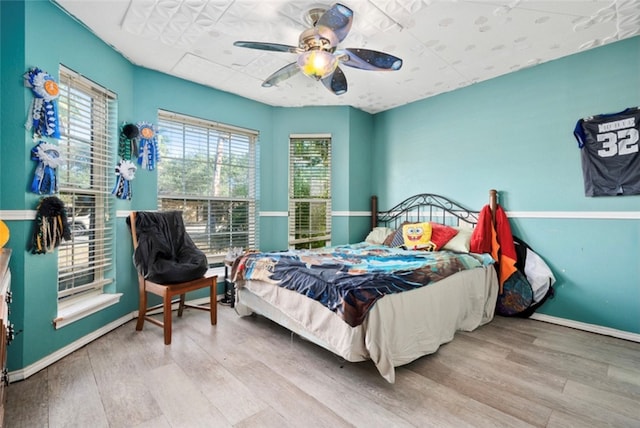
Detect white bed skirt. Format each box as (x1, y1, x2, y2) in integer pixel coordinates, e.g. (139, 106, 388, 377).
(235, 265, 498, 383)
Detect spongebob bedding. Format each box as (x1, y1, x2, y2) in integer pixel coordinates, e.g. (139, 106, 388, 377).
(233, 243, 498, 383)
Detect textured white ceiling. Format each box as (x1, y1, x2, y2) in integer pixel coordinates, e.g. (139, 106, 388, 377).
(54, 0, 640, 114)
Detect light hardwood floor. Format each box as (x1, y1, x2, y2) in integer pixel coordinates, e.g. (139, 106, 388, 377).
(5, 304, 640, 427)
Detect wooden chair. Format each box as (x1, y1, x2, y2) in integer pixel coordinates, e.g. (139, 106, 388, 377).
(129, 211, 217, 345)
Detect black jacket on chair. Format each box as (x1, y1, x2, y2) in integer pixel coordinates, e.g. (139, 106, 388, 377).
(127, 211, 208, 284)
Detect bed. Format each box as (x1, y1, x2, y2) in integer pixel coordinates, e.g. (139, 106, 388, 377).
(232, 191, 499, 383)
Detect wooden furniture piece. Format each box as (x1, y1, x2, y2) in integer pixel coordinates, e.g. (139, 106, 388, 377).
(0, 249, 13, 427)
(129, 212, 217, 345)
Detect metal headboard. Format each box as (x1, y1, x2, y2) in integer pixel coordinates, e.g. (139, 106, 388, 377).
(371, 190, 497, 230)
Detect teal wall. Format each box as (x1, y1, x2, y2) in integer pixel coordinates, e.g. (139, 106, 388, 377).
(1, 0, 638, 374)
(261, 106, 373, 251)
(1, 0, 36, 374)
(347, 108, 374, 243)
(2, 0, 138, 374)
(372, 36, 640, 334)
(0, 1, 2, 206)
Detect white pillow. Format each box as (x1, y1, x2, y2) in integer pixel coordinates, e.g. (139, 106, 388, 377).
(365, 227, 395, 245)
(441, 227, 473, 252)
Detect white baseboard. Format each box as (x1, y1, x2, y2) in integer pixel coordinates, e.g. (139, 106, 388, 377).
(8, 294, 223, 383)
(8, 312, 135, 383)
(529, 313, 640, 343)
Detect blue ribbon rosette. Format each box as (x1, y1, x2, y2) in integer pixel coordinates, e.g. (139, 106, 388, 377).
(25, 67, 61, 139)
(112, 160, 137, 200)
(30, 141, 62, 195)
(136, 122, 159, 171)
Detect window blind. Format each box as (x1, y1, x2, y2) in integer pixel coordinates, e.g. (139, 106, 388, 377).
(157, 110, 257, 263)
(57, 65, 116, 300)
(288, 136, 332, 249)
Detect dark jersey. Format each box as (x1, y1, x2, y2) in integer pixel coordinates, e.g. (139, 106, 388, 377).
(574, 107, 640, 196)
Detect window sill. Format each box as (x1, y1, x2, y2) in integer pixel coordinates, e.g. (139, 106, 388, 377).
(54, 293, 122, 329)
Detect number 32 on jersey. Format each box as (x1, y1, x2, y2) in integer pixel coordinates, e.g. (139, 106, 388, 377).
(597, 118, 639, 158)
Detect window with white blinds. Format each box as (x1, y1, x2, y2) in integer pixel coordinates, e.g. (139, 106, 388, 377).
(288, 135, 331, 249)
(157, 110, 257, 263)
(57, 66, 116, 301)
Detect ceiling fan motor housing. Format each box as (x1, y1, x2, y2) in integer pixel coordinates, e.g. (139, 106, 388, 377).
(299, 27, 338, 52)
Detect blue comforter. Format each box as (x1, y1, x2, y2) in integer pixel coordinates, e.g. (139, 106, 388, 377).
(233, 243, 491, 327)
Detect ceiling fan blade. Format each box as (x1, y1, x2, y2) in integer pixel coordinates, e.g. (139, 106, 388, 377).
(338, 48, 403, 71)
(321, 66, 347, 95)
(234, 41, 299, 54)
(262, 62, 301, 87)
(316, 3, 353, 42)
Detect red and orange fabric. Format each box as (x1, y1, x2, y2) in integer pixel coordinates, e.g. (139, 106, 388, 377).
(470, 204, 517, 294)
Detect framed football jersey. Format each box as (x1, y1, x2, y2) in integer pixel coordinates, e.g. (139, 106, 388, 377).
(573, 107, 640, 196)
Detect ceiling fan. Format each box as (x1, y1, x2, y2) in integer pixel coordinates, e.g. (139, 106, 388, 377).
(233, 3, 403, 95)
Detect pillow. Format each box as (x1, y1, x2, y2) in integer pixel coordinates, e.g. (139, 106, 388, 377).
(402, 222, 433, 250)
(384, 221, 458, 251)
(382, 221, 410, 247)
(441, 226, 473, 252)
(429, 222, 459, 250)
(365, 227, 394, 245)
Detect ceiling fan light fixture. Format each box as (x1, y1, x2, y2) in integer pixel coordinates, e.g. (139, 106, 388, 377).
(234, 3, 400, 95)
(297, 50, 338, 80)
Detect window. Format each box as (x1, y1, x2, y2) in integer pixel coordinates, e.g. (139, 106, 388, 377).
(57, 66, 116, 302)
(157, 110, 257, 263)
(288, 135, 331, 249)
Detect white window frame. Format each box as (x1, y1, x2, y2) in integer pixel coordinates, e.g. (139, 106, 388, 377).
(288, 134, 332, 249)
(157, 110, 258, 264)
(55, 65, 119, 327)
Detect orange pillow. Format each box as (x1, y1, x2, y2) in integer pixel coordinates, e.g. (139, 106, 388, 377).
(429, 222, 459, 250)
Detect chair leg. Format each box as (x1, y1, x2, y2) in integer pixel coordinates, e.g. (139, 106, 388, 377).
(163, 293, 172, 345)
(177, 293, 186, 317)
(210, 278, 217, 325)
(136, 278, 147, 331)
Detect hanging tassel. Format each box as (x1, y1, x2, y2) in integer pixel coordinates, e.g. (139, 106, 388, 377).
(113, 122, 139, 200)
(30, 141, 62, 195)
(136, 122, 159, 171)
(112, 160, 137, 200)
(31, 196, 71, 254)
(119, 122, 139, 161)
(24, 67, 61, 139)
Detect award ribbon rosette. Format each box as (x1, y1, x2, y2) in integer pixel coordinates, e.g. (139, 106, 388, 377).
(112, 160, 137, 200)
(30, 141, 63, 195)
(136, 122, 159, 171)
(112, 123, 139, 200)
(25, 67, 61, 139)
